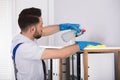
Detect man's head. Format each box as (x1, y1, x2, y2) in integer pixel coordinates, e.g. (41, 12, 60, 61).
(18, 7, 43, 39)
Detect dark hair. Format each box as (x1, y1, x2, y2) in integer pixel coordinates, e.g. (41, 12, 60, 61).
(18, 7, 42, 31)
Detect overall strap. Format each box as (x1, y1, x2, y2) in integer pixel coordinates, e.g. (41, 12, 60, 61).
(12, 43, 23, 80)
(12, 43, 23, 62)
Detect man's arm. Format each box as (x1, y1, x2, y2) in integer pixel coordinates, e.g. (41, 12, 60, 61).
(42, 25, 60, 36)
(41, 41, 102, 60)
(42, 23, 81, 36)
(41, 44, 80, 59)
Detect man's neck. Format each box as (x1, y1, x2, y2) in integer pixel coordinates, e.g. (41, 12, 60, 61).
(21, 32, 34, 41)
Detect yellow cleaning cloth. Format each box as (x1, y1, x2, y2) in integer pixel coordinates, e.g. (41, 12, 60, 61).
(86, 44, 106, 48)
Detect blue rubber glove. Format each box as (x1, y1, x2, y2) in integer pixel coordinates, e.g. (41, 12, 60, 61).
(59, 23, 81, 34)
(76, 41, 101, 50)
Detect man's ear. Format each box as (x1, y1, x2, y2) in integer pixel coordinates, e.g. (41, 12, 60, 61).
(30, 26, 35, 33)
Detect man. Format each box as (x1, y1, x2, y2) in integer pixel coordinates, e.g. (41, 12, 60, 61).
(11, 7, 100, 80)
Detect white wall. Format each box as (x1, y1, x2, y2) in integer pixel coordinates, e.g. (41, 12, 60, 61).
(0, 0, 14, 80)
(54, 0, 120, 80)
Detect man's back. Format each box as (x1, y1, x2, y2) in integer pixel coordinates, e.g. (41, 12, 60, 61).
(11, 34, 45, 80)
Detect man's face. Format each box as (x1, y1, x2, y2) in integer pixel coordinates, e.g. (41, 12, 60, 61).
(33, 28, 42, 39)
(33, 17, 43, 39)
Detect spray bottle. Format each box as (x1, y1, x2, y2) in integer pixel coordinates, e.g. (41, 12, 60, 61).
(61, 29, 86, 42)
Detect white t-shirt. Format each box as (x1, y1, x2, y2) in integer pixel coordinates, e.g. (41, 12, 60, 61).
(11, 34, 45, 80)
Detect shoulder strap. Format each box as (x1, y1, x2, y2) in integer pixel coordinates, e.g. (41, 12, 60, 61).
(12, 43, 23, 62)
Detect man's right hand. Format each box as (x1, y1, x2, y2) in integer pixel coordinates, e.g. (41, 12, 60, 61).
(59, 23, 81, 34)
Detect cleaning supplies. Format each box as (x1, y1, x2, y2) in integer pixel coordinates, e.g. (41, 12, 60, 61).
(86, 44, 106, 48)
(61, 29, 86, 42)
